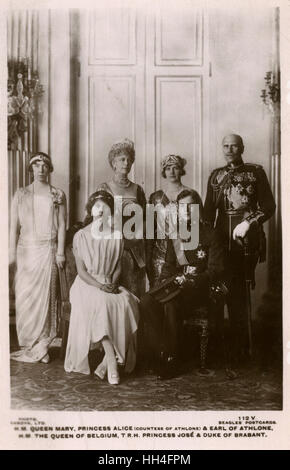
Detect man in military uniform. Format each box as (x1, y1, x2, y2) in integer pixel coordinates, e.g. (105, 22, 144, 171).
(204, 134, 276, 362)
(140, 190, 225, 379)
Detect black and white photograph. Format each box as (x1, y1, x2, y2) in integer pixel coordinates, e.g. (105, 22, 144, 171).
(1, 0, 289, 451)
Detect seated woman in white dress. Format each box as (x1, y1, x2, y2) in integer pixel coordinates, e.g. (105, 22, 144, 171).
(64, 190, 139, 385)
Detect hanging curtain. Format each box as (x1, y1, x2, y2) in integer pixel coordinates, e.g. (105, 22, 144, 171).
(8, 10, 41, 322)
(7, 10, 40, 207)
(269, 7, 281, 282)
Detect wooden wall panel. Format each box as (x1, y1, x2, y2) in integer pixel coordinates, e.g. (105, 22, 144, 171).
(155, 8, 203, 66)
(155, 76, 202, 190)
(89, 9, 136, 65)
(88, 76, 136, 194)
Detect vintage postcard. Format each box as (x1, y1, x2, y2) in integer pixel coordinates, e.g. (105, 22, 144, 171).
(0, 0, 289, 451)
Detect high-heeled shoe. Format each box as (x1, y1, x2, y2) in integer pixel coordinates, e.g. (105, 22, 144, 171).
(94, 362, 107, 380)
(157, 352, 178, 380)
(40, 353, 50, 364)
(108, 372, 120, 385)
(107, 361, 120, 385)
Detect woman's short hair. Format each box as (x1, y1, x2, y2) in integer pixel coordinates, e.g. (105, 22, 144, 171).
(108, 138, 135, 168)
(29, 152, 53, 173)
(83, 190, 115, 227)
(176, 189, 196, 203)
(161, 154, 186, 178)
(176, 188, 204, 222)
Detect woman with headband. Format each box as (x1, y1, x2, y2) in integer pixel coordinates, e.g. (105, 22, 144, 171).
(64, 190, 139, 385)
(96, 139, 146, 298)
(146, 154, 203, 287)
(143, 154, 204, 378)
(9, 152, 67, 364)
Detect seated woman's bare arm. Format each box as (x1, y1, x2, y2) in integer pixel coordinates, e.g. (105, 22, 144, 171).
(74, 254, 103, 288)
(75, 253, 118, 293)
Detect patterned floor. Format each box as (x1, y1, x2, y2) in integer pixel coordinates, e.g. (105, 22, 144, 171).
(10, 351, 282, 411)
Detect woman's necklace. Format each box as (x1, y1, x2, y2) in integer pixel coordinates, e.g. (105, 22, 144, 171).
(113, 174, 131, 188)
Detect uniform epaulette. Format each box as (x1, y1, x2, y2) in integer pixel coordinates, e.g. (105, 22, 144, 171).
(210, 165, 226, 175)
(244, 163, 263, 169)
(209, 166, 227, 186)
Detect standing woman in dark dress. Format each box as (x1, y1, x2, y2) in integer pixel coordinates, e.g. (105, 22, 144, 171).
(144, 155, 204, 376)
(96, 139, 147, 298)
(146, 154, 203, 287)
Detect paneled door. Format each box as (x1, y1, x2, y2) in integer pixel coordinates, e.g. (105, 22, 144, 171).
(73, 4, 209, 221)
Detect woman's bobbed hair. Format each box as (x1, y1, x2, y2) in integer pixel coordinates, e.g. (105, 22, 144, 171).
(83, 190, 115, 227)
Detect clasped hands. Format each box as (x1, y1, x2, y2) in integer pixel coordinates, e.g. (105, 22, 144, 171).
(100, 283, 119, 294)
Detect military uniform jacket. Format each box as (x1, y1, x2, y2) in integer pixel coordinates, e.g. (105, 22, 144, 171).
(203, 161, 276, 257)
(158, 223, 225, 291)
(145, 189, 203, 287)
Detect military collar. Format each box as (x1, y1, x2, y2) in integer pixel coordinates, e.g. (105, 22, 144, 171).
(225, 160, 244, 171)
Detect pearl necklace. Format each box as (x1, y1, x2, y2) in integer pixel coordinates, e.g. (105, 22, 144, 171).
(113, 175, 132, 188)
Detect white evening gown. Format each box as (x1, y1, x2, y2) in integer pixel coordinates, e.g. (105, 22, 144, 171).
(64, 226, 139, 375)
(10, 185, 64, 363)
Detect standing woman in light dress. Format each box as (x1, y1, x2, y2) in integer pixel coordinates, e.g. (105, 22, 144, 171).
(96, 139, 147, 298)
(9, 152, 67, 363)
(64, 190, 139, 385)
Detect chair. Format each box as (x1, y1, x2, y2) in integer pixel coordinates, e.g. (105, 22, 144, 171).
(183, 306, 210, 376)
(58, 265, 71, 359)
(183, 281, 228, 376)
(57, 223, 81, 359)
